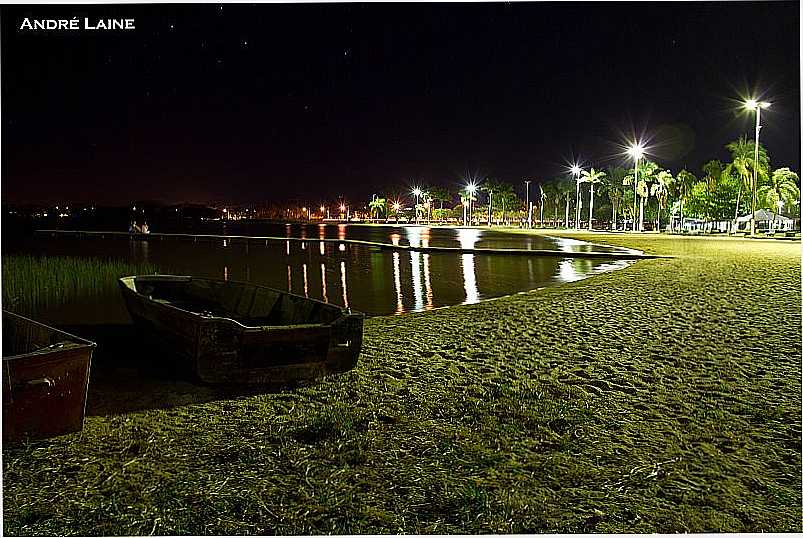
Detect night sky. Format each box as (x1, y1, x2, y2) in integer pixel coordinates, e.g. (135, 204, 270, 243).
(2, 2, 800, 206)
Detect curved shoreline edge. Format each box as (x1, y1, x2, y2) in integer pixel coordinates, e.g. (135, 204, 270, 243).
(35, 229, 667, 260)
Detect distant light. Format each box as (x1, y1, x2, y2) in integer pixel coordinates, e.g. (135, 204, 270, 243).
(570, 165, 582, 176)
(302, 207, 307, 212)
(628, 143, 645, 160)
(393, 202, 401, 211)
(466, 183, 477, 194)
(412, 188, 422, 197)
(745, 98, 771, 110)
(340, 204, 346, 212)
(223, 208, 228, 213)
(320, 205, 325, 212)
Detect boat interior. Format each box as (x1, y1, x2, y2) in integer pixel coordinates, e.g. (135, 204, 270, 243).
(124, 276, 345, 327)
(3, 312, 89, 359)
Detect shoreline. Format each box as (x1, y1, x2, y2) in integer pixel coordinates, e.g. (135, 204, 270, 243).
(2, 232, 801, 534)
(34, 228, 664, 259)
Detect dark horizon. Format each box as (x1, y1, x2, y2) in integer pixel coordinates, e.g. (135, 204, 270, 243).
(2, 2, 800, 206)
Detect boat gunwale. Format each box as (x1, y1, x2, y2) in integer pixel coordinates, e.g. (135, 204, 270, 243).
(2, 311, 96, 361)
(119, 275, 358, 330)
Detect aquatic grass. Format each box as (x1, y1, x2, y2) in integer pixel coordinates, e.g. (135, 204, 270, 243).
(1, 255, 159, 316)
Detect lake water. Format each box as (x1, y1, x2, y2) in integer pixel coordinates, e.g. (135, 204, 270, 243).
(7, 223, 634, 320)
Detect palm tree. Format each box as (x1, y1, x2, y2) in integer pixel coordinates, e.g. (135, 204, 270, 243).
(459, 186, 478, 225)
(757, 167, 800, 229)
(603, 167, 627, 230)
(495, 183, 519, 225)
(581, 168, 606, 230)
(482, 180, 515, 225)
(723, 137, 769, 225)
(538, 183, 547, 226)
(428, 186, 452, 212)
(368, 197, 386, 220)
(625, 160, 659, 231)
(540, 182, 560, 227)
(672, 169, 697, 232)
(555, 176, 575, 228)
(651, 170, 673, 232)
(700, 160, 724, 231)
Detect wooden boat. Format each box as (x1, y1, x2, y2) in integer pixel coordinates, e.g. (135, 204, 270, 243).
(118, 275, 364, 384)
(2, 311, 95, 442)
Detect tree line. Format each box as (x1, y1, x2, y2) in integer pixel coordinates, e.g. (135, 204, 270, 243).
(364, 138, 800, 232)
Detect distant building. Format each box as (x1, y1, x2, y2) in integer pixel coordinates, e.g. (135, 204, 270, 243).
(735, 209, 794, 231)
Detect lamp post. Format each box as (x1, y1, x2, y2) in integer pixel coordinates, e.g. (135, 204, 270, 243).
(466, 183, 477, 226)
(745, 99, 770, 236)
(412, 187, 422, 224)
(571, 165, 582, 229)
(524, 180, 531, 228)
(628, 143, 644, 232)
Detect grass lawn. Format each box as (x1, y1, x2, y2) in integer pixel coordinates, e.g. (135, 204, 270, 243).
(2, 233, 800, 534)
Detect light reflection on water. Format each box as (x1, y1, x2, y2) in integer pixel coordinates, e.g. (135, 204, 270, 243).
(9, 225, 634, 320)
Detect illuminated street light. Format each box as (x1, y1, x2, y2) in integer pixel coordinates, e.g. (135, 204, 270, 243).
(412, 187, 422, 224)
(466, 182, 477, 226)
(744, 98, 771, 236)
(628, 143, 645, 231)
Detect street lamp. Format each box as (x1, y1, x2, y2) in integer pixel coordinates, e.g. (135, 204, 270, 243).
(744, 98, 771, 236)
(412, 187, 422, 224)
(466, 183, 477, 226)
(627, 143, 645, 231)
(571, 165, 582, 229)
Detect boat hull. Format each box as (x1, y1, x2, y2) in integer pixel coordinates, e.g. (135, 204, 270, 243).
(119, 276, 363, 384)
(2, 311, 95, 442)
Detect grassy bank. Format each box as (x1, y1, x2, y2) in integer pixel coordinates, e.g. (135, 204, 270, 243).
(2, 255, 159, 317)
(2, 234, 800, 534)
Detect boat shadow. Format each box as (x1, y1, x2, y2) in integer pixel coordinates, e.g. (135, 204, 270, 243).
(61, 324, 308, 417)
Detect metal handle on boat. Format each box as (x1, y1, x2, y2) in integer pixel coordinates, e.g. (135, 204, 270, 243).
(25, 378, 54, 389)
(13, 377, 54, 397)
